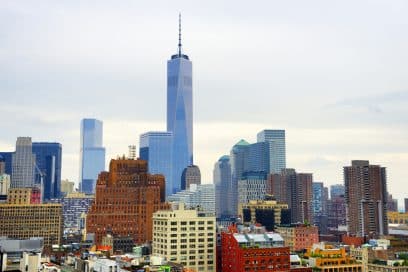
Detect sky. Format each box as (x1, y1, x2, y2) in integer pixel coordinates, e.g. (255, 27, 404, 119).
(0, 0, 407, 207)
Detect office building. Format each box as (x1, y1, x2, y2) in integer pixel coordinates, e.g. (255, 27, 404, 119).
(139, 131, 173, 196)
(32, 142, 62, 200)
(167, 15, 193, 194)
(269, 169, 313, 224)
(51, 192, 94, 230)
(167, 183, 215, 214)
(313, 182, 328, 232)
(221, 226, 290, 272)
(213, 155, 232, 218)
(181, 165, 201, 190)
(152, 203, 216, 272)
(128, 145, 137, 160)
(327, 195, 347, 230)
(276, 224, 319, 252)
(230, 139, 250, 216)
(0, 152, 13, 176)
(0, 203, 62, 247)
(405, 198, 408, 213)
(386, 194, 398, 212)
(257, 129, 286, 173)
(60, 179, 75, 195)
(0, 156, 5, 174)
(86, 158, 170, 244)
(240, 198, 291, 231)
(0, 173, 10, 195)
(79, 118, 105, 194)
(11, 137, 35, 188)
(238, 172, 268, 208)
(330, 184, 345, 199)
(344, 160, 388, 237)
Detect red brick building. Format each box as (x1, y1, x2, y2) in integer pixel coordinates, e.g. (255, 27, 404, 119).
(86, 158, 170, 245)
(221, 226, 291, 272)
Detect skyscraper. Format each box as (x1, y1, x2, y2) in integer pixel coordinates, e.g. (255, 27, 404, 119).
(11, 137, 35, 188)
(139, 131, 173, 196)
(257, 130, 286, 173)
(181, 164, 201, 190)
(32, 142, 62, 200)
(79, 118, 106, 194)
(167, 15, 193, 193)
(268, 169, 313, 224)
(213, 155, 232, 218)
(344, 160, 388, 237)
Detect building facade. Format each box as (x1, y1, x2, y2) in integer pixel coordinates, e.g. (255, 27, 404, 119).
(257, 129, 286, 174)
(86, 158, 170, 244)
(344, 160, 388, 237)
(152, 203, 216, 272)
(213, 155, 232, 218)
(221, 227, 290, 272)
(7, 187, 41, 204)
(60, 179, 75, 196)
(238, 173, 268, 208)
(139, 131, 173, 197)
(269, 169, 313, 224)
(240, 199, 291, 231)
(79, 118, 106, 194)
(181, 165, 201, 190)
(32, 142, 62, 200)
(167, 183, 215, 214)
(0, 203, 62, 247)
(11, 137, 35, 188)
(276, 224, 319, 252)
(167, 17, 193, 194)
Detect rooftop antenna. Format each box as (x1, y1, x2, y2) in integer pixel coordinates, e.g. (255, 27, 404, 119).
(178, 13, 182, 57)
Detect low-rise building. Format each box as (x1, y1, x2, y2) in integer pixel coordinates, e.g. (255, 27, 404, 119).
(239, 198, 290, 231)
(152, 203, 216, 272)
(221, 225, 291, 272)
(305, 243, 363, 272)
(388, 212, 408, 225)
(276, 224, 319, 252)
(7, 187, 41, 204)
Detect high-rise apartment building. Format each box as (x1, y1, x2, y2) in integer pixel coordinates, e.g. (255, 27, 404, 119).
(0, 203, 62, 247)
(330, 184, 345, 199)
(269, 169, 313, 224)
(11, 137, 35, 188)
(181, 165, 201, 190)
(257, 129, 286, 173)
(32, 142, 62, 200)
(139, 131, 173, 196)
(312, 182, 328, 231)
(152, 203, 216, 272)
(344, 160, 388, 237)
(79, 118, 105, 194)
(167, 15, 193, 194)
(213, 155, 232, 218)
(86, 158, 170, 244)
(128, 145, 137, 160)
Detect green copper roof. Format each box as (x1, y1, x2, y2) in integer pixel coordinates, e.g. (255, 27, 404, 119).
(218, 155, 230, 162)
(233, 139, 250, 147)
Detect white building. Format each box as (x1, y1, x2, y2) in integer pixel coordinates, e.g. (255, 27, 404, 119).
(11, 137, 35, 188)
(167, 183, 215, 214)
(0, 173, 10, 195)
(152, 203, 216, 272)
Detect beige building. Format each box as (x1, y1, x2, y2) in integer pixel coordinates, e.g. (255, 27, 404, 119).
(61, 179, 75, 195)
(0, 174, 10, 195)
(0, 203, 63, 247)
(276, 224, 319, 252)
(152, 203, 216, 272)
(7, 188, 38, 204)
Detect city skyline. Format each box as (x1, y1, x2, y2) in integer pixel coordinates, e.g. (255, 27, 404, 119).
(0, 1, 407, 206)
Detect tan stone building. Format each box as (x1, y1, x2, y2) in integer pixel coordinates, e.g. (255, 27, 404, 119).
(0, 203, 63, 247)
(152, 203, 216, 272)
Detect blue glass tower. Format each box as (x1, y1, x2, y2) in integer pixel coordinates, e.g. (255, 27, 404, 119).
(79, 118, 106, 194)
(167, 15, 193, 194)
(32, 142, 62, 200)
(139, 131, 173, 196)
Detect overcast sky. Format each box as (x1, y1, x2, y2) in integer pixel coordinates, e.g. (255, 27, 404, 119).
(0, 0, 407, 207)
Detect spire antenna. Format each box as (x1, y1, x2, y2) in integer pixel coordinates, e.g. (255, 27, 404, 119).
(178, 13, 182, 57)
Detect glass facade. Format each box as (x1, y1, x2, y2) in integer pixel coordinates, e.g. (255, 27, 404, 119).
(257, 130, 286, 173)
(167, 52, 193, 194)
(139, 132, 173, 196)
(32, 142, 62, 200)
(11, 137, 35, 188)
(79, 119, 105, 194)
(213, 155, 232, 218)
